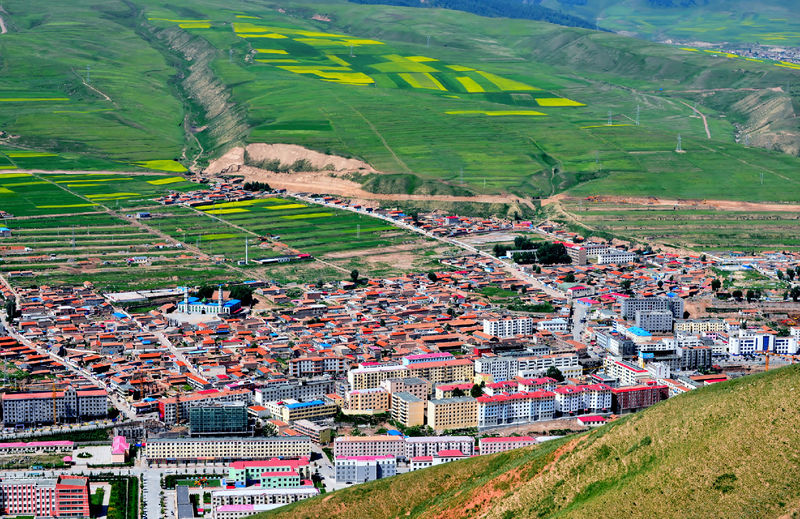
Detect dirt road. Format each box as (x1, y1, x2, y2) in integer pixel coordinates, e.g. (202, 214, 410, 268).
(679, 100, 711, 139)
(0, 16, 7, 35)
(545, 193, 800, 213)
(238, 166, 540, 210)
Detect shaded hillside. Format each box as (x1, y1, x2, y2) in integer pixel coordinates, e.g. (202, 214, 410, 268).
(347, 0, 598, 29)
(255, 365, 800, 519)
(540, 0, 800, 46)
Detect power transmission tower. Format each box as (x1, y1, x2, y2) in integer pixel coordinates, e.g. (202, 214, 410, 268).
(460, 167, 464, 185)
(760, 172, 764, 185)
(229, 49, 233, 63)
(675, 134, 682, 153)
(635, 104, 640, 126)
(350, 45, 354, 58)
(607, 111, 612, 126)
(426, 35, 431, 47)
(356, 224, 360, 239)
(744, 133, 750, 146)
(86, 65, 91, 84)
(245, 238, 249, 264)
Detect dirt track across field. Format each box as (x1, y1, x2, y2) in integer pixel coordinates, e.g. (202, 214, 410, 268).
(546, 193, 800, 213)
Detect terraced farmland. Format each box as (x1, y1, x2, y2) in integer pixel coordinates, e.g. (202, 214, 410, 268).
(0, 213, 233, 290)
(562, 200, 800, 253)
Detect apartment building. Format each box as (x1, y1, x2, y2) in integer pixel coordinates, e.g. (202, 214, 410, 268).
(603, 357, 651, 386)
(555, 241, 588, 265)
(516, 377, 557, 392)
(474, 356, 518, 382)
(427, 396, 478, 431)
(621, 296, 684, 321)
(262, 399, 338, 423)
(405, 358, 474, 386)
(254, 379, 335, 404)
(335, 455, 397, 484)
(348, 365, 406, 391)
(144, 436, 312, 462)
(0, 475, 90, 518)
(390, 392, 425, 427)
(288, 356, 349, 378)
(345, 388, 390, 413)
(635, 310, 674, 333)
(478, 436, 537, 455)
(404, 436, 474, 458)
(476, 391, 555, 429)
(596, 249, 637, 265)
(380, 377, 430, 402)
(612, 384, 668, 414)
(536, 318, 569, 333)
(674, 319, 725, 334)
(333, 435, 405, 458)
(1, 387, 108, 426)
(211, 487, 318, 519)
(158, 388, 251, 425)
(227, 458, 311, 484)
(516, 353, 582, 379)
(291, 420, 334, 444)
(189, 402, 249, 436)
(482, 317, 533, 338)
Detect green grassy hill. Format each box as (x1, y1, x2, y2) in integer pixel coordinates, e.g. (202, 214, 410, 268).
(1, 0, 799, 200)
(255, 365, 800, 519)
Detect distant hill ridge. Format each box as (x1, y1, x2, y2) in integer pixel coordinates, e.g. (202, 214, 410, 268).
(347, 0, 599, 29)
(254, 364, 800, 519)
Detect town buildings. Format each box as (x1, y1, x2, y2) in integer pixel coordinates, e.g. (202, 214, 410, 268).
(0, 475, 90, 518)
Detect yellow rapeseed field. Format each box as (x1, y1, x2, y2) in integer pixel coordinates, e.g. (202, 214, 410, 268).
(147, 176, 187, 185)
(133, 160, 187, 173)
(536, 98, 585, 107)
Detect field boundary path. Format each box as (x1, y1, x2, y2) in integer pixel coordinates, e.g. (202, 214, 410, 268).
(679, 100, 711, 138)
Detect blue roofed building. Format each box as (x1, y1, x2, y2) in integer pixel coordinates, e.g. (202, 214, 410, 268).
(176, 287, 242, 315)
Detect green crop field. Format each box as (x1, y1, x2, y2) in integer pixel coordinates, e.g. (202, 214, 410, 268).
(0, 0, 799, 205)
(559, 199, 800, 253)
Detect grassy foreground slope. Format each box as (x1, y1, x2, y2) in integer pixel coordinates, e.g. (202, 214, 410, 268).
(255, 365, 800, 519)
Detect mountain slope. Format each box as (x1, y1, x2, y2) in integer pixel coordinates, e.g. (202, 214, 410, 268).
(255, 365, 800, 519)
(541, 0, 800, 46)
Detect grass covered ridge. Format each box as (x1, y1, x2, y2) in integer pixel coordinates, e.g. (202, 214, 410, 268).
(256, 365, 800, 519)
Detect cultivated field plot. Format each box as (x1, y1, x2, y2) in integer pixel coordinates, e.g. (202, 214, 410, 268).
(0, 213, 231, 290)
(0, 172, 201, 216)
(0, 172, 235, 289)
(564, 200, 800, 252)
(119, 196, 436, 278)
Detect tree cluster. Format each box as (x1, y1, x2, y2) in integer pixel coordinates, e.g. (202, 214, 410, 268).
(243, 181, 271, 192)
